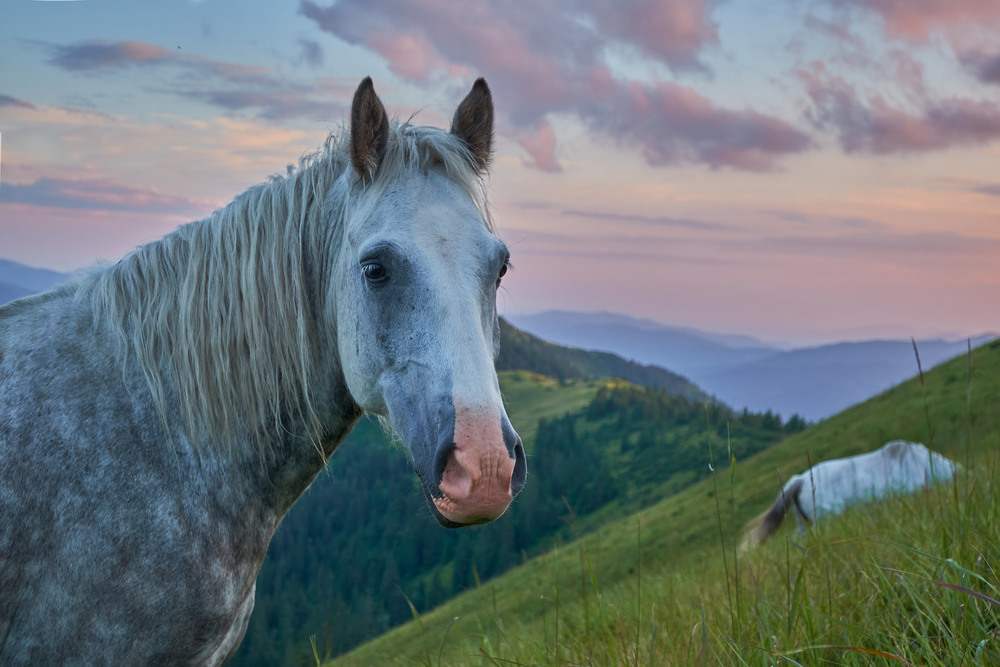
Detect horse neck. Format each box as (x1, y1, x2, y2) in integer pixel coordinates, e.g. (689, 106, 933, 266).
(84, 211, 362, 527)
(253, 368, 364, 518)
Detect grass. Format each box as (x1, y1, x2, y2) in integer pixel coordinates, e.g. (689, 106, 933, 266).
(328, 340, 1000, 666)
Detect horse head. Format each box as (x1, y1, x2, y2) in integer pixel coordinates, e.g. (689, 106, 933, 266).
(333, 78, 526, 527)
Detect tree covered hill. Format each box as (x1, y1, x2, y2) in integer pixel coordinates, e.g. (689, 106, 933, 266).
(231, 325, 799, 665)
(496, 318, 707, 402)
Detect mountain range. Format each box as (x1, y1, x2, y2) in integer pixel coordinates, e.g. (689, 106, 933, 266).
(507, 310, 996, 422)
(0, 258, 73, 297)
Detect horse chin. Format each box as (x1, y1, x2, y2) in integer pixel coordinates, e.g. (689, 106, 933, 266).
(425, 496, 468, 529)
(420, 486, 506, 528)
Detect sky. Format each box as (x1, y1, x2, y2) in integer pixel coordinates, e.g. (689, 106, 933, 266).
(1, 0, 999, 346)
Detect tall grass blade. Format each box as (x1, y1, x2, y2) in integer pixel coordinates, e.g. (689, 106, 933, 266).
(935, 581, 1000, 608)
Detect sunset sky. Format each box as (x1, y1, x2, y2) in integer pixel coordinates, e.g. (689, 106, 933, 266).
(2, 0, 998, 345)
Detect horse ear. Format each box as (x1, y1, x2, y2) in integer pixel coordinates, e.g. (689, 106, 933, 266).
(450, 78, 494, 172)
(350, 77, 390, 179)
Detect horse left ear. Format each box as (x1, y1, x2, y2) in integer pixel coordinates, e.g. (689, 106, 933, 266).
(451, 78, 494, 172)
(351, 77, 390, 179)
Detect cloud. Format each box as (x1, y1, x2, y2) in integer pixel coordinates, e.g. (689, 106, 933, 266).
(761, 210, 887, 230)
(800, 63, 1000, 154)
(972, 184, 1000, 198)
(960, 51, 1000, 85)
(300, 0, 811, 172)
(583, 0, 720, 73)
(296, 38, 324, 68)
(42, 39, 339, 120)
(513, 121, 561, 173)
(173, 86, 338, 121)
(0, 95, 37, 110)
(758, 230, 1000, 259)
(46, 40, 170, 70)
(0, 177, 211, 215)
(44, 39, 271, 81)
(563, 208, 730, 232)
(821, 0, 1000, 43)
(587, 80, 812, 171)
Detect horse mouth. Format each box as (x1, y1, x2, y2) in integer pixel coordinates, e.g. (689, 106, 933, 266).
(422, 487, 474, 528)
(420, 485, 507, 528)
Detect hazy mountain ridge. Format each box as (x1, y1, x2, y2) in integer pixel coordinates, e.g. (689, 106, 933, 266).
(0, 281, 32, 305)
(507, 310, 779, 377)
(0, 259, 72, 296)
(508, 310, 996, 421)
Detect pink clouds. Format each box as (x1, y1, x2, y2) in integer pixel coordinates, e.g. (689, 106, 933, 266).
(46, 40, 170, 70)
(588, 80, 812, 171)
(961, 51, 1000, 85)
(0, 95, 37, 110)
(1, 177, 211, 215)
(514, 121, 562, 173)
(42, 39, 338, 120)
(583, 0, 719, 72)
(801, 63, 1000, 154)
(369, 32, 448, 81)
(827, 0, 1000, 43)
(300, 0, 810, 171)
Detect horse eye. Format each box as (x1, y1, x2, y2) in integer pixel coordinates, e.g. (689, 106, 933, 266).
(363, 263, 387, 283)
(496, 257, 511, 285)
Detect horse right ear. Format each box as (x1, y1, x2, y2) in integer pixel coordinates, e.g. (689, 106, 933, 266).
(350, 77, 390, 179)
(451, 78, 494, 172)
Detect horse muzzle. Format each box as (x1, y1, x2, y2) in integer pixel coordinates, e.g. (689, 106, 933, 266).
(426, 407, 526, 527)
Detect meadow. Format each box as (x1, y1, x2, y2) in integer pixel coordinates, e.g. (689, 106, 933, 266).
(329, 339, 1000, 665)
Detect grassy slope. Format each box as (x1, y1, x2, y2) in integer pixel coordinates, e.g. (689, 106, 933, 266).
(498, 370, 603, 450)
(332, 339, 1000, 665)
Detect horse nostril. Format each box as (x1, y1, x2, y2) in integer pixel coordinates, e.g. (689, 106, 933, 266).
(433, 442, 457, 492)
(510, 438, 526, 496)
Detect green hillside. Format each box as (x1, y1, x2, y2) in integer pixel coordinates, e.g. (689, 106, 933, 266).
(334, 339, 1000, 665)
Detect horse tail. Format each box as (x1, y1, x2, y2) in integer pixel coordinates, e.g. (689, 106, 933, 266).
(741, 477, 805, 551)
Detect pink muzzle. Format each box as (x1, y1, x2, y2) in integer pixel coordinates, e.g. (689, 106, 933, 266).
(432, 405, 518, 525)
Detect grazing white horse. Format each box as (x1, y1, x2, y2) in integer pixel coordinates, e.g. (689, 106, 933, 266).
(0, 77, 525, 664)
(742, 440, 957, 549)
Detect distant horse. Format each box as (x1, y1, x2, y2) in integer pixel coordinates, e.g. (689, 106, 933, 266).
(741, 440, 956, 550)
(0, 77, 525, 664)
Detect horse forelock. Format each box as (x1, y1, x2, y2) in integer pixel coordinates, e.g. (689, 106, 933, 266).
(82, 119, 491, 457)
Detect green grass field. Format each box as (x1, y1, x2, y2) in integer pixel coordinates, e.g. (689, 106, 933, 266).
(328, 340, 1000, 666)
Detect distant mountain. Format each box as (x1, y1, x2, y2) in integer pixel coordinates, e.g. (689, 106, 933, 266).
(697, 337, 996, 422)
(507, 310, 997, 422)
(507, 310, 780, 377)
(497, 318, 708, 402)
(0, 259, 71, 305)
(0, 281, 32, 305)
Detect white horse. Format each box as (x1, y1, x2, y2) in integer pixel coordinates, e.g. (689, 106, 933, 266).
(0, 77, 525, 664)
(742, 440, 957, 549)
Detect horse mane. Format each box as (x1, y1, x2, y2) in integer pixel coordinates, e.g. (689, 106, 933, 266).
(82, 120, 491, 456)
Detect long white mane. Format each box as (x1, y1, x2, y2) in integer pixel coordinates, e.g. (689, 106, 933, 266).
(82, 121, 491, 454)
